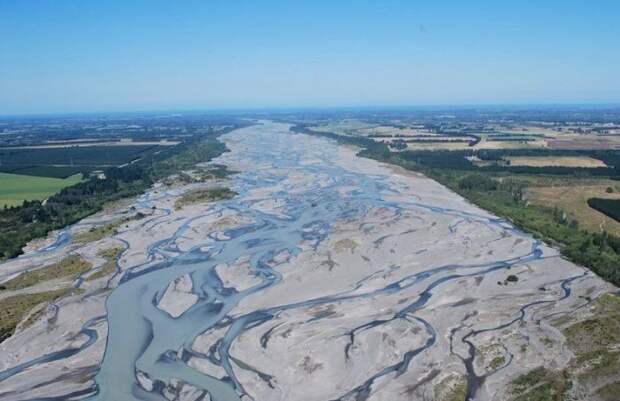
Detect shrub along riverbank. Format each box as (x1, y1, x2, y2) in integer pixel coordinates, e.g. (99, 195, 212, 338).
(292, 124, 620, 287)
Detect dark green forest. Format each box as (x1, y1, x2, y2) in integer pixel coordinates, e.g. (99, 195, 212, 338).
(0, 145, 162, 178)
(588, 198, 620, 223)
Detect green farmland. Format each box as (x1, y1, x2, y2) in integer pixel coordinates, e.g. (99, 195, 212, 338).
(0, 173, 82, 208)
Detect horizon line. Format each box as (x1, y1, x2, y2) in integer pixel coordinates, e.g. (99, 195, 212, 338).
(2, 101, 620, 119)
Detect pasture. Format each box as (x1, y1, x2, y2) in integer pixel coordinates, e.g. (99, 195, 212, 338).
(526, 182, 620, 236)
(0, 172, 82, 207)
(506, 156, 607, 168)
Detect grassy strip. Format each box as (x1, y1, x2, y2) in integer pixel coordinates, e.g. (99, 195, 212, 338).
(74, 211, 150, 244)
(0, 255, 91, 291)
(163, 165, 235, 187)
(86, 247, 124, 281)
(174, 187, 236, 210)
(489, 355, 506, 370)
(74, 221, 123, 243)
(0, 288, 73, 343)
(193, 164, 235, 181)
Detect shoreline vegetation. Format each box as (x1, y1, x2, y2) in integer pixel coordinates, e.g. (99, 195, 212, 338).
(174, 187, 236, 210)
(291, 124, 620, 287)
(0, 123, 248, 261)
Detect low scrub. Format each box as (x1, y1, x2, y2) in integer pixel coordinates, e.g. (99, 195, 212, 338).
(86, 247, 124, 281)
(510, 367, 570, 401)
(0, 289, 73, 343)
(74, 221, 123, 243)
(0, 254, 91, 291)
(175, 187, 236, 210)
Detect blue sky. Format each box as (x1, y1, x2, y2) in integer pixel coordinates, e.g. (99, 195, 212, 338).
(1, 0, 619, 114)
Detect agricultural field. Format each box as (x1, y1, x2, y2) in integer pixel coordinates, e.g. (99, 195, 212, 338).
(358, 125, 437, 138)
(405, 138, 548, 151)
(506, 155, 608, 168)
(405, 141, 473, 151)
(548, 135, 620, 150)
(0, 172, 82, 208)
(525, 181, 620, 236)
(474, 138, 548, 149)
(308, 116, 620, 156)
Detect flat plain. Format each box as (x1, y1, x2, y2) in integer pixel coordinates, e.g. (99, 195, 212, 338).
(526, 183, 620, 235)
(0, 172, 82, 207)
(506, 155, 608, 168)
